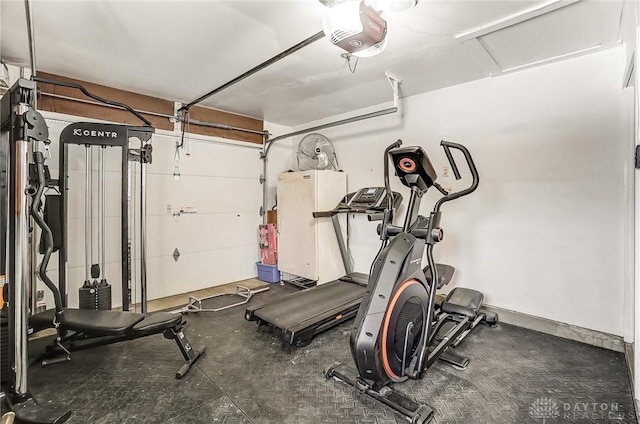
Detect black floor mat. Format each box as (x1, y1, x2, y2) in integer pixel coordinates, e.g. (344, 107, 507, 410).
(14, 284, 636, 424)
(26, 335, 222, 424)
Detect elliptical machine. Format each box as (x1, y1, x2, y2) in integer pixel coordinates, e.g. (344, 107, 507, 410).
(326, 140, 497, 424)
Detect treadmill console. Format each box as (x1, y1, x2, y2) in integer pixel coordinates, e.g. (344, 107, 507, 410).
(314, 187, 402, 219)
(348, 187, 386, 211)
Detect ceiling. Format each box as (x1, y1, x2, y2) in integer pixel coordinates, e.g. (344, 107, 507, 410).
(0, 0, 626, 127)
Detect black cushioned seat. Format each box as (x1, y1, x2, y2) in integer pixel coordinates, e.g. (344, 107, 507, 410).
(132, 312, 182, 337)
(441, 287, 483, 318)
(30, 308, 145, 337)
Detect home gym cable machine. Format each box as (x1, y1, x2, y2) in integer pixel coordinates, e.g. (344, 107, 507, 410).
(56, 120, 153, 312)
(28, 113, 204, 377)
(1, 76, 206, 423)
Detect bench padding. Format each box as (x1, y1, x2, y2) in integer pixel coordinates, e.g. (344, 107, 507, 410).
(132, 312, 182, 337)
(31, 308, 145, 337)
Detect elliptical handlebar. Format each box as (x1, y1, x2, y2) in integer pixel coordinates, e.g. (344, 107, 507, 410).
(379, 139, 402, 241)
(384, 140, 402, 208)
(434, 140, 479, 211)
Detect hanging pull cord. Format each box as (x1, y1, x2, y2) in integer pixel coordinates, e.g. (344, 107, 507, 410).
(42, 138, 52, 160)
(173, 140, 181, 180)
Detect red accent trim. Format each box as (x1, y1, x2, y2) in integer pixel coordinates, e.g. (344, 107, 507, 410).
(398, 158, 416, 172)
(381, 278, 421, 380)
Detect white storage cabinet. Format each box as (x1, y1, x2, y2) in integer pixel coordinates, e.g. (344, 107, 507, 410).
(277, 170, 347, 284)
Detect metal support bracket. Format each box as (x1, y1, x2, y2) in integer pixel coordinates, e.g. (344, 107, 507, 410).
(141, 144, 153, 164)
(23, 109, 49, 143)
(129, 144, 153, 164)
(10, 88, 37, 143)
(385, 72, 401, 109)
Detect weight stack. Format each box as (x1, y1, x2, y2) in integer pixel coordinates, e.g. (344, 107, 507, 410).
(96, 282, 112, 310)
(79, 282, 112, 310)
(1, 315, 9, 386)
(79, 283, 98, 310)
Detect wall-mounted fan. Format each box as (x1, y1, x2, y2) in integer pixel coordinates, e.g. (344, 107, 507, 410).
(297, 133, 339, 171)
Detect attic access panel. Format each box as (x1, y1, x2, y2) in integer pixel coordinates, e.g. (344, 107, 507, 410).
(477, 1, 608, 72)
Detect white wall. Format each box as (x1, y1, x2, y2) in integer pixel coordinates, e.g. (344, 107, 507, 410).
(34, 113, 280, 310)
(289, 47, 631, 336)
(264, 122, 294, 211)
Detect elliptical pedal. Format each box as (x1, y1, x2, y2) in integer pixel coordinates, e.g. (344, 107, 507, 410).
(440, 287, 483, 319)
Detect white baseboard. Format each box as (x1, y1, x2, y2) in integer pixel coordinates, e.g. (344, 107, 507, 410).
(625, 343, 634, 386)
(484, 304, 625, 353)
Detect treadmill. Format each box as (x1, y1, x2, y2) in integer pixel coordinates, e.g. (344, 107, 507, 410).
(245, 187, 401, 347)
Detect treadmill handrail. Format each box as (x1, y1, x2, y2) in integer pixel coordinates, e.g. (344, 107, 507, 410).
(367, 212, 384, 221)
(313, 210, 337, 218)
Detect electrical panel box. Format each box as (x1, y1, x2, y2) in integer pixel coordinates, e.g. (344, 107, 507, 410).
(277, 170, 347, 284)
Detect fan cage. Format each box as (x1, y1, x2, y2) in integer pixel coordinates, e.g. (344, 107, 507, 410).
(297, 133, 339, 171)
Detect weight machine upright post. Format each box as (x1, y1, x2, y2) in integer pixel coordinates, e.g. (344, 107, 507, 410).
(140, 144, 147, 314)
(9, 102, 31, 397)
(84, 146, 91, 285)
(12, 125, 29, 397)
(59, 137, 68, 307)
(100, 146, 106, 281)
(121, 138, 131, 311)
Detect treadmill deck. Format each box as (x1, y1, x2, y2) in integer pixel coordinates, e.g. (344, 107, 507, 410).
(246, 277, 367, 346)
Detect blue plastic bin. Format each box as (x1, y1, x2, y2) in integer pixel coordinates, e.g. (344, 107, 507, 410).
(256, 262, 280, 283)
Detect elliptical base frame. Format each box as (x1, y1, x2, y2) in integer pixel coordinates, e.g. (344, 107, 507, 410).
(325, 363, 433, 424)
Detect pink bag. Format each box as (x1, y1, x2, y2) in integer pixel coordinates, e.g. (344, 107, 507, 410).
(259, 224, 278, 265)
